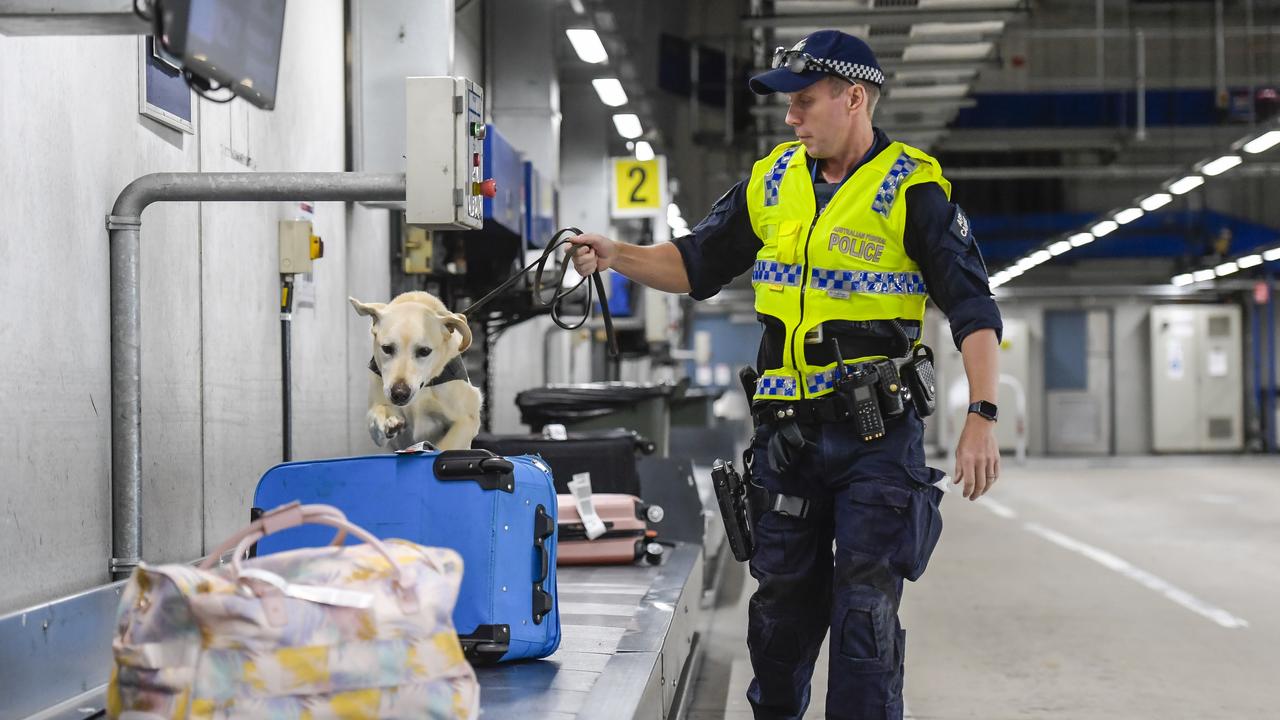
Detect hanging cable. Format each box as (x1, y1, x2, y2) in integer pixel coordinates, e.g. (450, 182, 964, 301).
(461, 227, 619, 357)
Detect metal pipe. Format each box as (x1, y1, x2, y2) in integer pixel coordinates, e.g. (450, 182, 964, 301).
(1264, 271, 1274, 450)
(1135, 30, 1147, 142)
(1095, 0, 1104, 89)
(107, 172, 405, 578)
(1252, 294, 1264, 449)
(1214, 0, 1227, 112)
(280, 274, 294, 463)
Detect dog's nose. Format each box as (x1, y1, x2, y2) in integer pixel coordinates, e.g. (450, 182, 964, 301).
(389, 382, 412, 406)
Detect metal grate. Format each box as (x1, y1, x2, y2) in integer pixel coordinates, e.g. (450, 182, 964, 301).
(1208, 417, 1234, 439)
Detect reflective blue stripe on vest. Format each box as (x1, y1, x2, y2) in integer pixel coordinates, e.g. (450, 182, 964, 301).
(870, 152, 919, 218)
(752, 260, 804, 287)
(809, 268, 927, 295)
(763, 146, 800, 207)
(756, 375, 798, 398)
(805, 367, 844, 395)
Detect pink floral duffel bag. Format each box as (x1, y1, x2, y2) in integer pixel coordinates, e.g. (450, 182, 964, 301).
(107, 502, 479, 719)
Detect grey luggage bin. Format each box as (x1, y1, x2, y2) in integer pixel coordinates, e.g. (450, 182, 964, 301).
(670, 386, 725, 427)
(516, 382, 684, 457)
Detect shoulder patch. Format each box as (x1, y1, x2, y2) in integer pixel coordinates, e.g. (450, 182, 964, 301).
(949, 205, 972, 243)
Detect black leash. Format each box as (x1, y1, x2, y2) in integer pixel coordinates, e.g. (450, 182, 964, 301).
(461, 227, 619, 357)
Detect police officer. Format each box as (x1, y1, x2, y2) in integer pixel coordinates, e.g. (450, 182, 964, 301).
(568, 30, 1002, 720)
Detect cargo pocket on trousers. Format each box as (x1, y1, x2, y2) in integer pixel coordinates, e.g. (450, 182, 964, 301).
(896, 483, 944, 582)
(837, 591, 891, 671)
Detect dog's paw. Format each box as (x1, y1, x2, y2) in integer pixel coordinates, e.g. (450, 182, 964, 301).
(383, 415, 406, 438)
(368, 412, 406, 447)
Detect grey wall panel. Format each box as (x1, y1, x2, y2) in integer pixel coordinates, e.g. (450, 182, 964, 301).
(345, 204, 392, 455)
(197, 1, 349, 547)
(0, 0, 382, 614)
(0, 33, 201, 612)
(1113, 304, 1153, 455)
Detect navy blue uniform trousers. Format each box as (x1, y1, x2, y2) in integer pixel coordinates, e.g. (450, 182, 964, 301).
(746, 408, 945, 720)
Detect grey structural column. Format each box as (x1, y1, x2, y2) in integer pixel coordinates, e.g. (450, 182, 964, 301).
(487, 0, 561, 181)
(106, 172, 405, 578)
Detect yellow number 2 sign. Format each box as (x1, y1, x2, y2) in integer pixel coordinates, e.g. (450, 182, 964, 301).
(611, 156, 666, 218)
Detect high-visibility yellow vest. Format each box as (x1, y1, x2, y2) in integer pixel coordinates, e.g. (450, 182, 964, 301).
(746, 140, 950, 401)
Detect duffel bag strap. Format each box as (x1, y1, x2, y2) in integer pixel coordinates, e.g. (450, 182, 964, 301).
(200, 501, 424, 617)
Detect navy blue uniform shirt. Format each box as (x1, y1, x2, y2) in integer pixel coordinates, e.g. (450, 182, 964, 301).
(673, 128, 1003, 350)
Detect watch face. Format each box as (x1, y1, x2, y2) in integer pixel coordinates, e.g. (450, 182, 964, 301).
(971, 401, 998, 420)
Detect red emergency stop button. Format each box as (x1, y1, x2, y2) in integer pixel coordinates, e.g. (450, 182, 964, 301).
(475, 179, 497, 198)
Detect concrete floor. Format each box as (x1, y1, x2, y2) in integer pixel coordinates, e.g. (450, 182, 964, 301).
(689, 456, 1280, 719)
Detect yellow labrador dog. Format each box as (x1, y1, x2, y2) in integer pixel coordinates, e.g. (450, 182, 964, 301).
(350, 291, 482, 450)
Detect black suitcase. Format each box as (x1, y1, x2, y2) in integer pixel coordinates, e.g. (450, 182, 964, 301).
(473, 428, 653, 496)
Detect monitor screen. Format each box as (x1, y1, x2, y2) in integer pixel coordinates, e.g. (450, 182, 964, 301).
(163, 0, 287, 110)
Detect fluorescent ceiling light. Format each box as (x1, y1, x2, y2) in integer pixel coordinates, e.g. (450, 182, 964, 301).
(1193, 269, 1216, 282)
(1069, 232, 1094, 247)
(1015, 257, 1036, 271)
(901, 42, 993, 62)
(1200, 154, 1242, 176)
(1049, 240, 1072, 256)
(892, 68, 979, 83)
(634, 140, 654, 161)
(612, 113, 643, 139)
(1091, 220, 1118, 237)
(1006, 266, 1025, 278)
(1171, 274, 1194, 287)
(591, 78, 628, 107)
(1243, 130, 1280, 154)
(886, 84, 970, 100)
(918, 0, 1022, 7)
(1140, 193, 1172, 211)
(1031, 250, 1051, 264)
(566, 28, 608, 64)
(1114, 207, 1144, 225)
(1215, 261, 1239, 277)
(1263, 247, 1280, 262)
(567, 0, 585, 13)
(910, 21, 1006, 38)
(1168, 175, 1204, 195)
(1237, 254, 1263, 269)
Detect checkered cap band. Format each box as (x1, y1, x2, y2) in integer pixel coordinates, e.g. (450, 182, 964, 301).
(810, 268, 927, 296)
(871, 152, 919, 218)
(755, 375, 798, 399)
(807, 56, 885, 87)
(764, 146, 800, 207)
(752, 260, 804, 287)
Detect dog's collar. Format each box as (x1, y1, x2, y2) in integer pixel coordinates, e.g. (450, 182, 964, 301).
(368, 355, 470, 389)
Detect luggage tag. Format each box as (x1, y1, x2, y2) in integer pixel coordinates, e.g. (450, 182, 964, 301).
(396, 440, 439, 454)
(567, 473, 607, 540)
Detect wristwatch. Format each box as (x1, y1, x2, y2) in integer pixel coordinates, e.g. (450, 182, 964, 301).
(967, 400, 998, 422)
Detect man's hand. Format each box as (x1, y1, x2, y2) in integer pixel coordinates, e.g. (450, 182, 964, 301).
(566, 233, 618, 276)
(953, 414, 1000, 500)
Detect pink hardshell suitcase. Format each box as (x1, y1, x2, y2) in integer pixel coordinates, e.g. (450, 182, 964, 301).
(557, 494, 665, 566)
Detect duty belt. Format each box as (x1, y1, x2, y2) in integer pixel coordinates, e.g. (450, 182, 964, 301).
(751, 359, 891, 426)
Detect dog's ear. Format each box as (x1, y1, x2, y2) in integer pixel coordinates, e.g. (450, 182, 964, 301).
(441, 313, 473, 353)
(349, 297, 386, 323)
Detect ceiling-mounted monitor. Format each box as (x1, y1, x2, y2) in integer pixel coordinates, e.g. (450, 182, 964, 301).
(161, 0, 287, 110)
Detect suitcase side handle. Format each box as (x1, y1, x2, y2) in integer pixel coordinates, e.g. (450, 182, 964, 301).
(532, 504, 555, 625)
(432, 450, 516, 493)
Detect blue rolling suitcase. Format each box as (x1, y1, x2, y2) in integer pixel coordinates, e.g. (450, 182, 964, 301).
(251, 447, 559, 664)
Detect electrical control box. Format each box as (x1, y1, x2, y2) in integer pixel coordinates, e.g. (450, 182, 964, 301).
(406, 76, 488, 230)
(279, 220, 322, 274)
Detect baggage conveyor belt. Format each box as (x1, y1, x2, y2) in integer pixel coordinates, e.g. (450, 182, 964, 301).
(1, 542, 707, 720)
